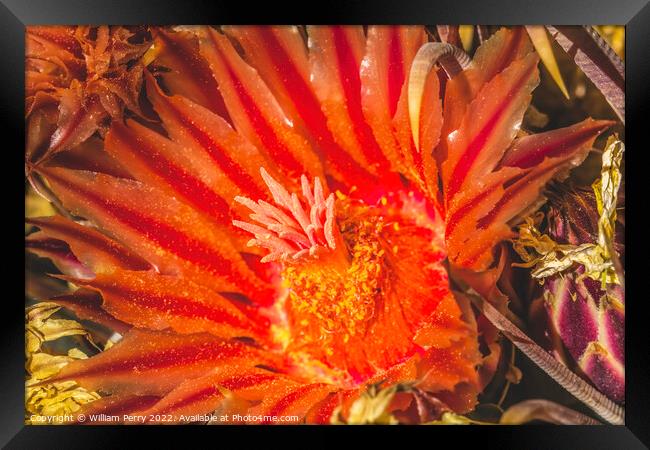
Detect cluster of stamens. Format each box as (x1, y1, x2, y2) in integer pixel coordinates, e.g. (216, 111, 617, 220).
(233, 168, 337, 263)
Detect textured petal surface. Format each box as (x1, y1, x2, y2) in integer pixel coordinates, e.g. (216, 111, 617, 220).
(43, 329, 274, 396)
(307, 26, 393, 177)
(145, 72, 274, 206)
(152, 28, 230, 120)
(27, 215, 152, 275)
(443, 52, 540, 202)
(440, 26, 533, 164)
(69, 269, 269, 340)
(50, 289, 132, 335)
(37, 166, 274, 302)
(223, 26, 378, 192)
(198, 27, 323, 183)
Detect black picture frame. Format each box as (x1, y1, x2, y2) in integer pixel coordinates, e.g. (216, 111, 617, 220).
(3, 0, 649, 448)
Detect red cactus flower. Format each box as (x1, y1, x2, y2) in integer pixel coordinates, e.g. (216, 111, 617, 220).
(26, 25, 612, 424)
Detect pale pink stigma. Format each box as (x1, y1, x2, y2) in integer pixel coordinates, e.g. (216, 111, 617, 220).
(233, 168, 337, 263)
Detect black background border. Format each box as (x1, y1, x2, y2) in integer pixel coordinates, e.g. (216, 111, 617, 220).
(2, 0, 649, 448)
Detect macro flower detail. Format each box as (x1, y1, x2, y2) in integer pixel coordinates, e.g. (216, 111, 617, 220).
(25, 25, 618, 424)
(233, 168, 338, 263)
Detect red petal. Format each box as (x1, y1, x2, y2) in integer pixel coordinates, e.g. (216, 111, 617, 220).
(48, 81, 106, 155)
(443, 26, 533, 132)
(443, 52, 540, 202)
(223, 26, 378, 192)
(43, 329, 273, 396)
(26, 105, 58, 162)
(47, 136, 132, 179)
(439, 27, 532, 168)
(140, 369, 283, 422)
(25, 234, 93, 279)
(51, 289, 132, 335)
(144, 72, 275, 204)
(27, 215, 152, 274)
(412, 292, 477, 351)
(69, 269, 269, 340)
(478, 123, 611, 231)
(360, 26, 427, 174)
(152, 29, 231, 121)
(499, 118, 614, 169)
(26, 26, 85, 80)
(305, 389, 362, 424)
(446, 119, 610, 270)
(307, 26, 393, 177)
(393, 61, 443, 200)
(198, 27, 323, 183)
(222, 26, 311, 125)
(417, 346, 480, 413)
(37, 166, 274, 302)
(75, 394, 161, 424)
(105, 119, 235, 228)
(359, 26, 444, 201)
(250, 381, 336, 423)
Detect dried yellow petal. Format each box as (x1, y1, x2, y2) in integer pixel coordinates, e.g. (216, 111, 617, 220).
(593, 136, 623, 264)
(458, 25, 474, 52)
(25, 302, 102, 423)
(332, 384, 401, 424)
(525, 26, 569, 99)
(26, 380, 100, 424)
(513, 138, 624, 286)
(26, 302, 89, 347)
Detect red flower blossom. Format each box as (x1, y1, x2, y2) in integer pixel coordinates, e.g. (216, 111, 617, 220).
(26, 25, 611, 424)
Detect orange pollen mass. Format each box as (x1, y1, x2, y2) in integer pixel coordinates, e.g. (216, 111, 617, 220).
(234, 169, 449, 387)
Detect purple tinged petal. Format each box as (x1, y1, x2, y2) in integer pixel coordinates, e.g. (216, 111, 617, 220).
(547, 275, 599, 361)
(579, 347, 625, 404)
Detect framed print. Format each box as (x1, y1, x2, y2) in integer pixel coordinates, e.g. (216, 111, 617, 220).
(2, 0, 649, 447)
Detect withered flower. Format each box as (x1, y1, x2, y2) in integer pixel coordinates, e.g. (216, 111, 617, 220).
(26, 26, 151, 164)
(514, 138, 624, 403)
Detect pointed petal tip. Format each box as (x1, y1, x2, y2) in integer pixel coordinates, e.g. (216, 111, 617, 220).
(526, 26, 570, 99)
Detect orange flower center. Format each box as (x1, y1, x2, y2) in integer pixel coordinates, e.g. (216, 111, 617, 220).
(235, 170, 448, 388)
